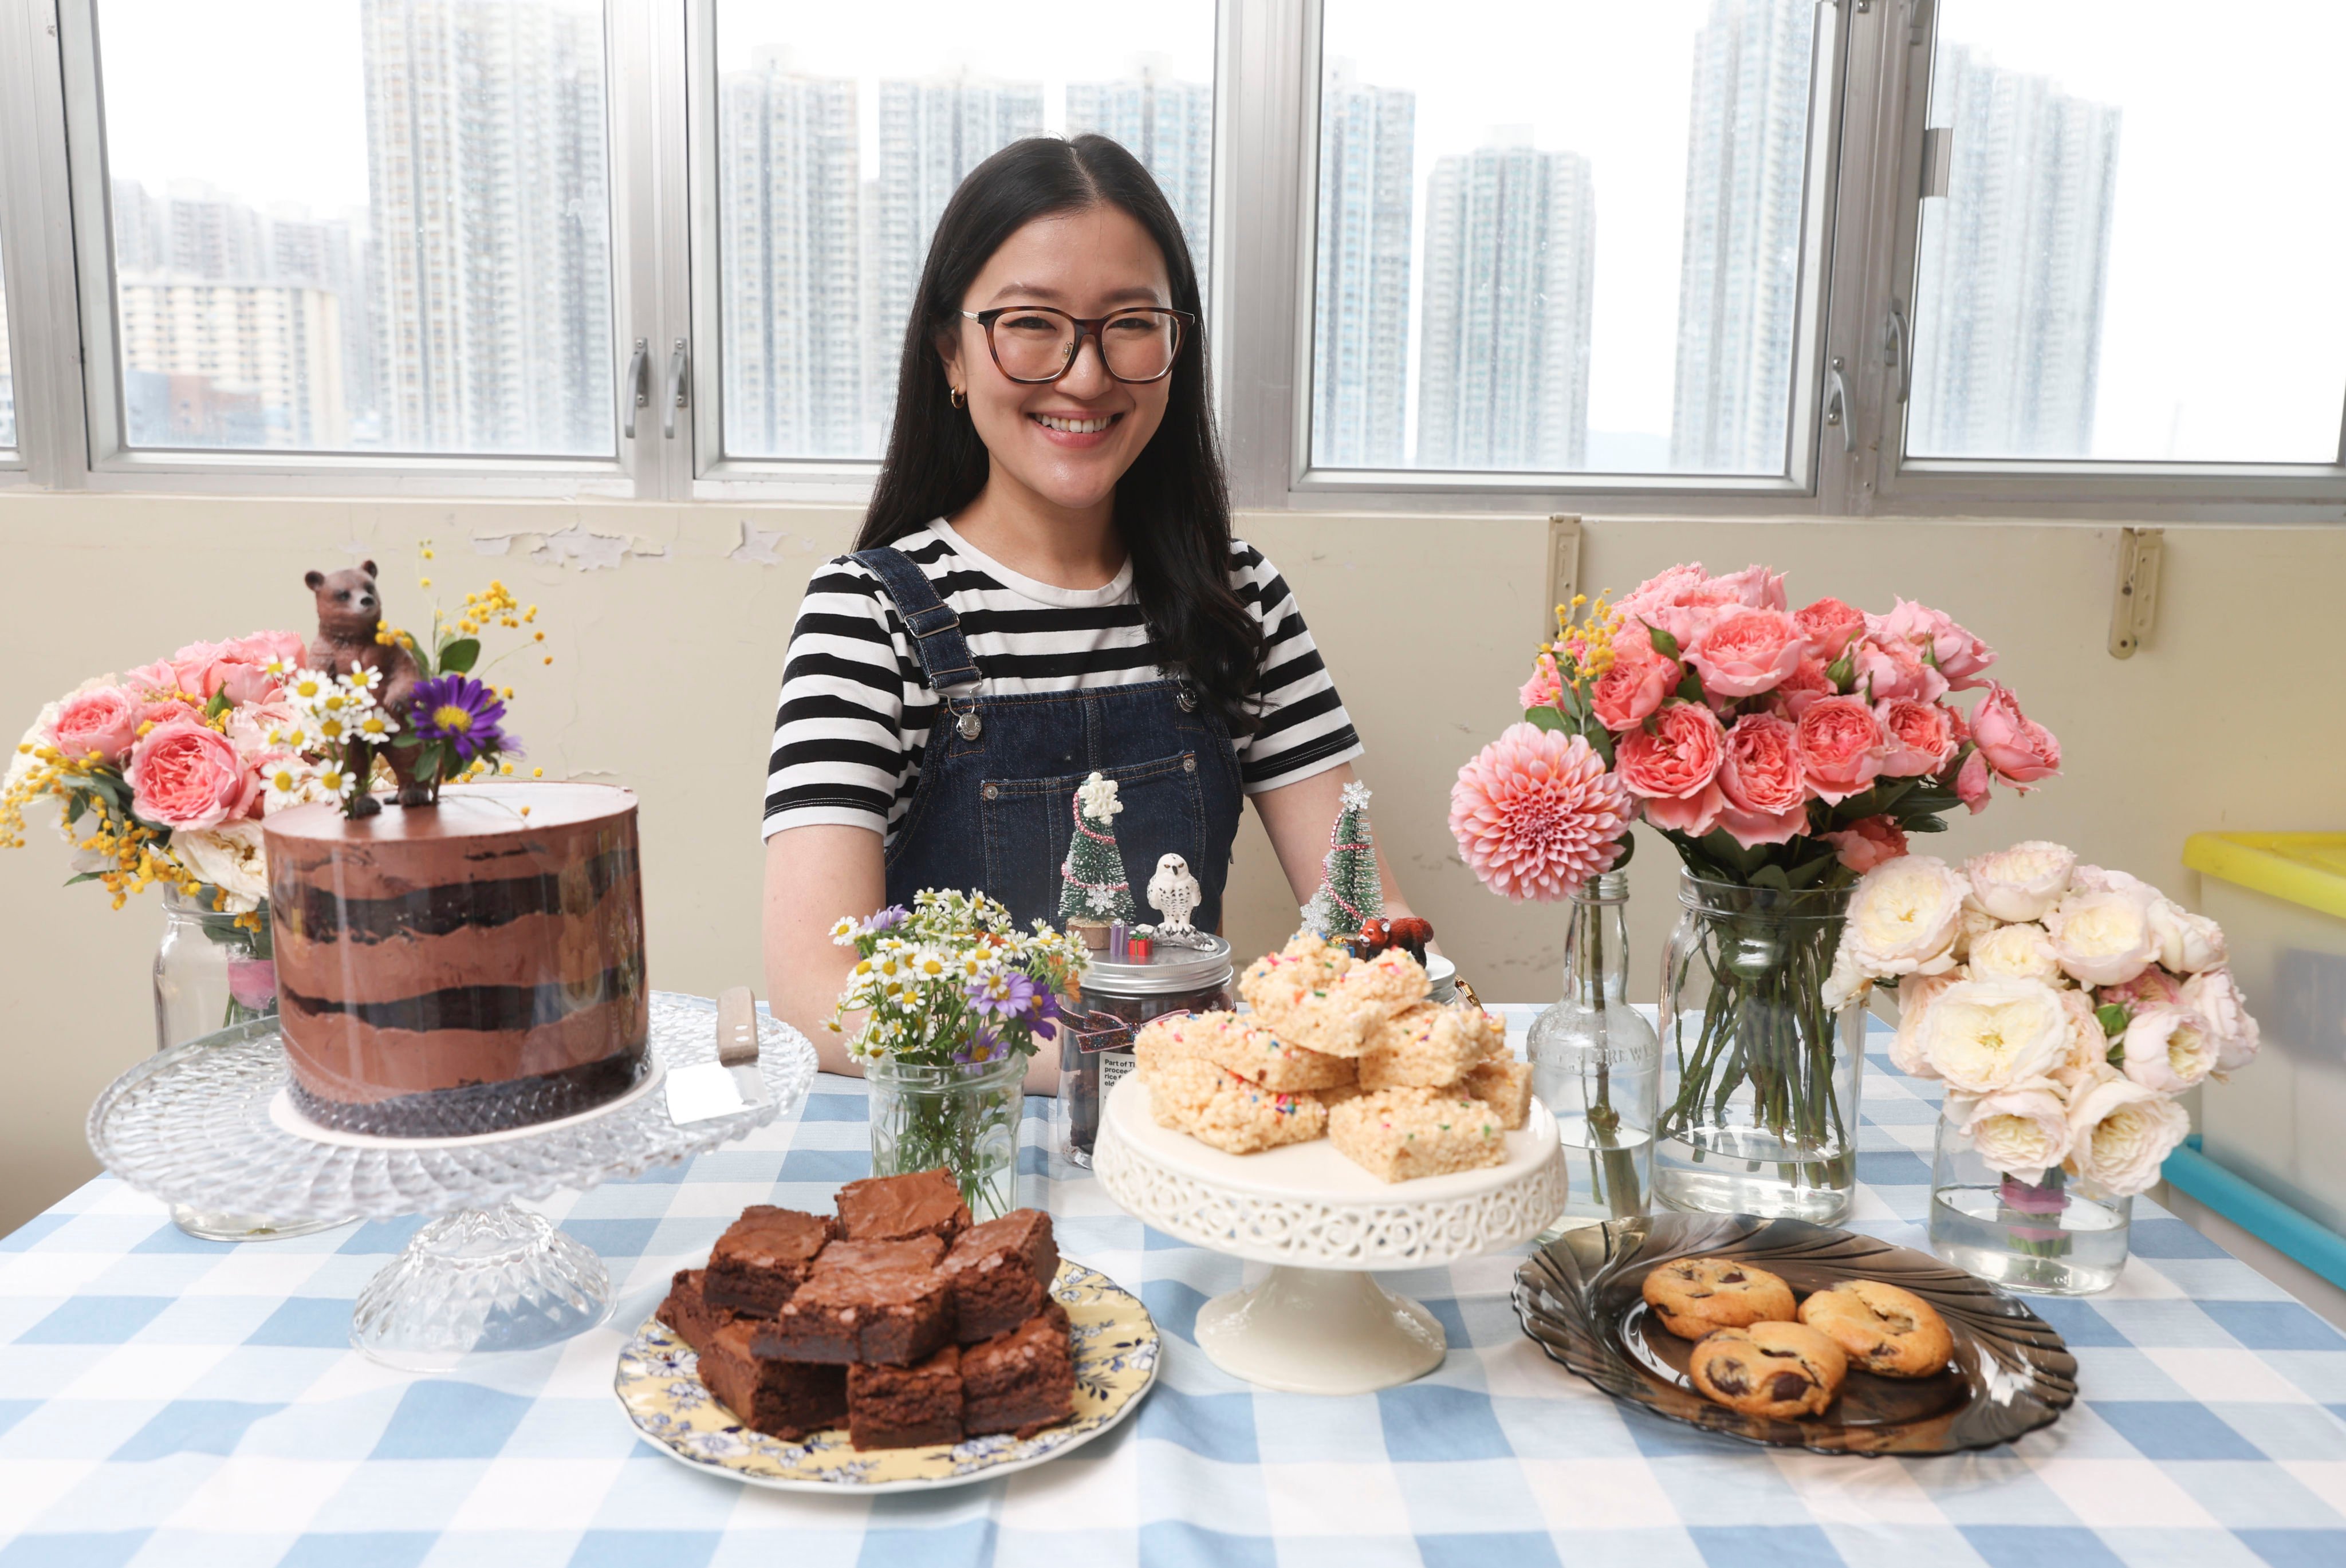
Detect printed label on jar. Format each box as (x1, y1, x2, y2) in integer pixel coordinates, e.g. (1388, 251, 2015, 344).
(1098, 1050, 1138, 1098)
(1530, 1039, 1656, 1069)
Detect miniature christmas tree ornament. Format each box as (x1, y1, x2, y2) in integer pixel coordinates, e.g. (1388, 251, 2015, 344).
(1302, 781, 1385, 940)
(1059, 771, 1138, 925)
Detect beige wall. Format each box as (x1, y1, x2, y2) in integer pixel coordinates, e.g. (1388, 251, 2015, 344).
(4, 493, 2343, 1231)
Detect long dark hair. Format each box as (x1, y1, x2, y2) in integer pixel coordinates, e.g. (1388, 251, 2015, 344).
(859, 134, 1261, 736)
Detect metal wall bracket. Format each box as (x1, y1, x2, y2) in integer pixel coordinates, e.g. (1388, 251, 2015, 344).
(1546, 515, 1582, 638)
(2108, 527, 2164, 659)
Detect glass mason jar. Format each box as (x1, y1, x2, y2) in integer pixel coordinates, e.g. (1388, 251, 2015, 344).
(1055, 936, 1234, 1167)
(1656, 872, 1864, 1223)
(867, 1051, 1028, 1223)
(1928, 1111, 2131, 1294)
(153, 888, 349, 1243)
(1527, 872, 1658, 1233)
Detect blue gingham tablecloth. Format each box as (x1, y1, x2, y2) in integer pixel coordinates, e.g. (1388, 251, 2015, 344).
(3, 1008, 2344, 1568)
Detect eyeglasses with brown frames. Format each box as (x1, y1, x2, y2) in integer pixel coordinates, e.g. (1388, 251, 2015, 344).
(961, 305, 1196, 385)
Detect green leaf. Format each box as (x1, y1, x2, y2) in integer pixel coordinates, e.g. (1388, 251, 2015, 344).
(400, 631, 434, 677)
(2096, 1003, 2130, 1038)
(205, 690, 233, 720)
(63, 871, 101, 887)
(1905, 815, 1949, 833)
(1524, 704, 1566, 733)
(437, 637, 481, 675)
(1827, 652, 1855, 690)
(1674, 665, 1706, 704)
(1645, 622, 1680, 659)
(1587, 725, 1616, 767)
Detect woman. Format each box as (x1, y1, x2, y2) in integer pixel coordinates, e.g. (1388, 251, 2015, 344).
(761, 135, 1417, 1080)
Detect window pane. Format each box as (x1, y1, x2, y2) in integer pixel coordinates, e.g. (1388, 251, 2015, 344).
(0, 226, 14, 451)
(712, 2, 1216, 461)
(1312, 0, 1825, 476)
(94, 0, 616, 456)
(1908, 2, 2346, 463)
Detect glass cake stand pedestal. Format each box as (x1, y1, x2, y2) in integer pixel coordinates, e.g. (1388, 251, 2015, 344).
(88, 991, 817, 1372)
(1092, 1074, 1568, 1394)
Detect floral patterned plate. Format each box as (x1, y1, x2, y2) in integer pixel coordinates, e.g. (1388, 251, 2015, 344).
(613, 1258, 1158, 1491)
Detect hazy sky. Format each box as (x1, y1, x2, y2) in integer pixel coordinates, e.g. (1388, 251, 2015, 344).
(88, 0, 2346, 467)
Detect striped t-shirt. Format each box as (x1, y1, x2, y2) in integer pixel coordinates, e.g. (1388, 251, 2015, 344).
(762, 520, 1363, 841)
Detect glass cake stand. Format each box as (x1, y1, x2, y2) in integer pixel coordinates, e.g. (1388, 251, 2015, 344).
(1092, 1073, 1569, 1394)
(88, 991, 817, 1372)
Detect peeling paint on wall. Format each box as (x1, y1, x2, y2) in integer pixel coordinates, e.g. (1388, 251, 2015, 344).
(466, 523, 661, 570)
(729, 521, 789, 565)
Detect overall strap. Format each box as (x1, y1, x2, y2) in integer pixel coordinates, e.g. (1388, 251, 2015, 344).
(850, 546, 982, 699)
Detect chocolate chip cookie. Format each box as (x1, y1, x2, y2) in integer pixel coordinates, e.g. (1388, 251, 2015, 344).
(1641, 1256, 1798, 1340)
(1687, 1321, 1848, 1419)
(1796, 1279, 1954, 1378)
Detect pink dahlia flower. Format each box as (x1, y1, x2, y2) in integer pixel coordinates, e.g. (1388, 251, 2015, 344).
(1450, 724, 1633, 902)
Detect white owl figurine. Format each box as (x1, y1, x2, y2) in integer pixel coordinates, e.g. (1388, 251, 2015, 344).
(1146, 852, 1204, 940)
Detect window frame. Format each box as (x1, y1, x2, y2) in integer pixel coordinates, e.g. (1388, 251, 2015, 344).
(1266, 0, 1854, 514)
(41, 0, 686, 500)
(1844, 0, 2346, 521)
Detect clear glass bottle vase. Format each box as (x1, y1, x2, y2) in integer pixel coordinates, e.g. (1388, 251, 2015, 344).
(1527, 872, 1658, 1234)
(866, 1051, 1026, 1223)
(1655, 872, 1864, 1223)
(1928, 1110, 2131, 1294)
(153, 888, 349, 1243)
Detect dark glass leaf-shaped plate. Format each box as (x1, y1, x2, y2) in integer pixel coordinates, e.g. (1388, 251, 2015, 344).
(1513, 1215, 2077, 1456)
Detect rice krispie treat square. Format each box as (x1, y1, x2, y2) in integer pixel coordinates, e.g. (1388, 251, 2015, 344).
(1237, 933, 1355, 1014)
(1328, 1086, 1508, 1182)
(1182, 1011, 1353, 1092)
(1460, 1057, 1534, 1130)
(1133, 1014, 1206, 1083)
(1357, 1004, 1505, 1090)
(1146, 1054, 1329, 1155)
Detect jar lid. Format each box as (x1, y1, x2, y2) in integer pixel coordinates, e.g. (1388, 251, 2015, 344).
(1082, 934, 1234, 996)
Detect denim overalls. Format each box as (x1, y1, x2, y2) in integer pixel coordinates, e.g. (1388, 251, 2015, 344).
(853, 545, 1245, 932)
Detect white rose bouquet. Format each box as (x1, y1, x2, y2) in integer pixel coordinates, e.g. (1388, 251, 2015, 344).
(1830, 841, 2261, 1216)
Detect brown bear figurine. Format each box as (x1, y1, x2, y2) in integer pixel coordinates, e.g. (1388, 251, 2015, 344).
(305, 562, 427, 814)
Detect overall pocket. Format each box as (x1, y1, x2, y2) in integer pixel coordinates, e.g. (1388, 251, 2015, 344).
(979, 750, 1207, 927)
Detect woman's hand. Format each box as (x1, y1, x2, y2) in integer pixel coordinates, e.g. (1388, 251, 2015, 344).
(1249, 763, 1427, 938)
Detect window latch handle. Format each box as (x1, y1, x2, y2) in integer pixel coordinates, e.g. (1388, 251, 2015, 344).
(664, 339, 690, 439)
(622, 338, 649, 439)
(1824, 357, 1856, 453)
(1883, 301, 1911, 404)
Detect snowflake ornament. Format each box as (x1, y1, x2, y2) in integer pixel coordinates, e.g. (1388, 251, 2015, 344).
(1340, 780, 1372, 813)
(1077, 770, 1124, 824)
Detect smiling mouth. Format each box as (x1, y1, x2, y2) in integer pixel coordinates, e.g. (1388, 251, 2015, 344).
(1031, 412, 1119, 435)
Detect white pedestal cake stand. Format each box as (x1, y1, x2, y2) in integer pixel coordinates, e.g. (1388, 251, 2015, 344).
(1092, 1074, 1568, 1394)
(88, 991, 816, 1372)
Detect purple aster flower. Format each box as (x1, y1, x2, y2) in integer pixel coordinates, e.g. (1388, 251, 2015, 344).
(1028, 987, 1061, 1026)
(967, 970, 1037, 1019)
(954, 1027, 1005, 1065)
(861, 906, 909, 935)
(410, 675, 510, 762)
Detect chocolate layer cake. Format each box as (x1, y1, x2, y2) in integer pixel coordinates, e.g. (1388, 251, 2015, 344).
(265, 782, 648, 1136)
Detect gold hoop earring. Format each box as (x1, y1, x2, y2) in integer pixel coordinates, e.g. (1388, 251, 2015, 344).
(948, 385, 966, 409)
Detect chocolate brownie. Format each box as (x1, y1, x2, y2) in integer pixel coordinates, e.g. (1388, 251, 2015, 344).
(703, 1205, 836, 1318)
(939, 1209, 1060, 1342)
(655, 1267, 737, 1356)
(814, 1236, 946, 1276)
(835, 1168, 970, 1244)
(847, 1344, 963, 1449)
(962, 1301, 1076, 1439)
(695, 1319, 848, 1440)
(755, 1266, 951, 1366)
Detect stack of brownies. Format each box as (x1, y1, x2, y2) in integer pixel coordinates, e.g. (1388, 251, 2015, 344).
(656, 1168, 1076, 1450)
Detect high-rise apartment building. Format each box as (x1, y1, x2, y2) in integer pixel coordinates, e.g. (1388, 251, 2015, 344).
(1908, 46, 2119, 458)
(117, 281, 347, 447)
(1311, 62, 1414, 468)
(360, 0, 613, 455)
(719, 53, 863, 458)
(1670, 0, 1816, 473)
(109, 178, 375, 447)
(1414, 133, 1595, 471)
(1066, 64, 1215, 289)
(871, 73, 1042, 432)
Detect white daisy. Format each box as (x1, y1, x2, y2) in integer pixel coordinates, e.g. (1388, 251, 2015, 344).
(340, 665, 383, 694)
(282, 669, 333, 707)
(355, 710, 400, 741)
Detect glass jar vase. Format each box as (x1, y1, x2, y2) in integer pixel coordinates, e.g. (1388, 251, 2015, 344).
(154, 888, 349, 1243)
(1928, 1111, 2131, 1294)
(1054, 935, 1233, 1167)
(1528, 872, 1658, 1232)
(1655, 872, 1864, 1223)
(867, 1052, 1028, 1222)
